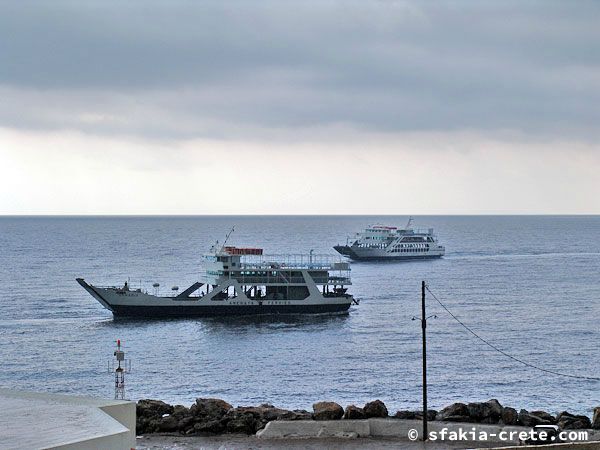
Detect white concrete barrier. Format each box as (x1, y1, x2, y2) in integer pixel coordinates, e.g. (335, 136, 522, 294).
(257, 419, 370, 438)
(0, 388, 136, 450)
(258, 418, 600, 446)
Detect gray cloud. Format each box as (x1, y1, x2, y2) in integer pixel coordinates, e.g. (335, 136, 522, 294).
(1, 0, 599, 139)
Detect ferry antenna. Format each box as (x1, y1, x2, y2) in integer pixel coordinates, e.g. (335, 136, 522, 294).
(221, 226, 235, 250)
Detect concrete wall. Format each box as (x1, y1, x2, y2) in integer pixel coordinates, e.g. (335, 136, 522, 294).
(0, 389, 136, 450)
(100, 402, 137, 442)
(258, 418, 600, 446)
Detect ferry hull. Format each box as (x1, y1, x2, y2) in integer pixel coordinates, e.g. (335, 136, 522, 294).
(334, 245, 444, 261)
(77, 278, 353, 318)
(109, 303, 351, 317)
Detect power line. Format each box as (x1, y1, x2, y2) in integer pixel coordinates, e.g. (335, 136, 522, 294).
(425, 285, 600, 382)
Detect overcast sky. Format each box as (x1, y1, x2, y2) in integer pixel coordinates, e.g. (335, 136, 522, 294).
(1, 0, 599, 214)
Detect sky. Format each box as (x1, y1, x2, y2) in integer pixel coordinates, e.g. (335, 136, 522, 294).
(1, 0, 599, 214)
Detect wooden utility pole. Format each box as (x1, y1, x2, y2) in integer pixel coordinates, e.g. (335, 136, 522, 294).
(421, 280, 428, 441)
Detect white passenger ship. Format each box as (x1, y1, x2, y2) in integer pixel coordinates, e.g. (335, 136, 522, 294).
(77, 240, 355, 318)
(334, 218, 445, 261)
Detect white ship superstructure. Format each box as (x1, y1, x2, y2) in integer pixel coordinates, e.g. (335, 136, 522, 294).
(334, 218, 445, 261)
(77, 240, 355, 317)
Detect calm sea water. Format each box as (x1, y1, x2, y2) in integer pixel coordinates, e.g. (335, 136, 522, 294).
(0, 216, 599, 415)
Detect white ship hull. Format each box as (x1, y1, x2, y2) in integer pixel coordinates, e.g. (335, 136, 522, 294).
(334, 245, 444, 261)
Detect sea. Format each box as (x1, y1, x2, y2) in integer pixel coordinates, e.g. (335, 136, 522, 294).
(0, 216, 599, 416)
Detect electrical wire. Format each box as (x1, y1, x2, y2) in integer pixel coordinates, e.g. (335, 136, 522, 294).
(425, 285, 600, 381)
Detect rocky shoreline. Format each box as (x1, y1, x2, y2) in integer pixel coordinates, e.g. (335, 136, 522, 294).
(137, 398, 600, 436)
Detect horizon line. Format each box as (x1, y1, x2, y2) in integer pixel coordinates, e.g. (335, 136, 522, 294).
(1, 213, 599, 218)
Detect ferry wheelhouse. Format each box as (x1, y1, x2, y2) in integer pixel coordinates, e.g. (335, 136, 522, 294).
(77, 243, 355, 318)
(334, 218, 445, 261)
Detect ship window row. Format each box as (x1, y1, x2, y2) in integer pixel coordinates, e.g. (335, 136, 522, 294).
(394, 243, 429, 249)
(400, 236, 426, 242)
(391, 247, 430, 253)
(206, 270, 223, 276)
(209, 270, 307, 276)
(356, 243, 386, 249)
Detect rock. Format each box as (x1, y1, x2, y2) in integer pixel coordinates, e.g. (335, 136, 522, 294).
(530, 410, 556, 424)
(437, 402, 470, 422)
(260, 403, 275, 408)
(313, 401, 344, 420)
(156, 414, 179, 432)
(363, 400, 388, 418)
(419, 409, 438, 421)
(190, 398, 232, 419)
(519, 409, 553, 427)
(137, 399, 174, 419)
(136, 399, 175, 434)
(593, 407, 600, 429)
(344, 405, 366, 420)
(183, 398, 233, 435)
(226, 411, 259, 434)
(166, 405, 194, 434)
(394, 409, 436, 421)
(467, 399, 503, 424)
(223, 405, 300, 433)
(279, 409, 312, 421)
(394, 410, 417, 420)
(501, 407, 519, 425)
(193, 419, 225, 434)
(176, 416, 195, 433)
(171, 405, 191, 418)
(557, 411, 591, 429)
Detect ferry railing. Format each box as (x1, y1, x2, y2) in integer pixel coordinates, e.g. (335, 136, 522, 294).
(95, 284, 147, 294)
(219, 271, 351, 285)
(227, 275, 351, 285)
(327, 276, 351, 283)
(229, 275, 308, 284)
(397, 227, 435, 236)
(239, 253, 346, 270)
